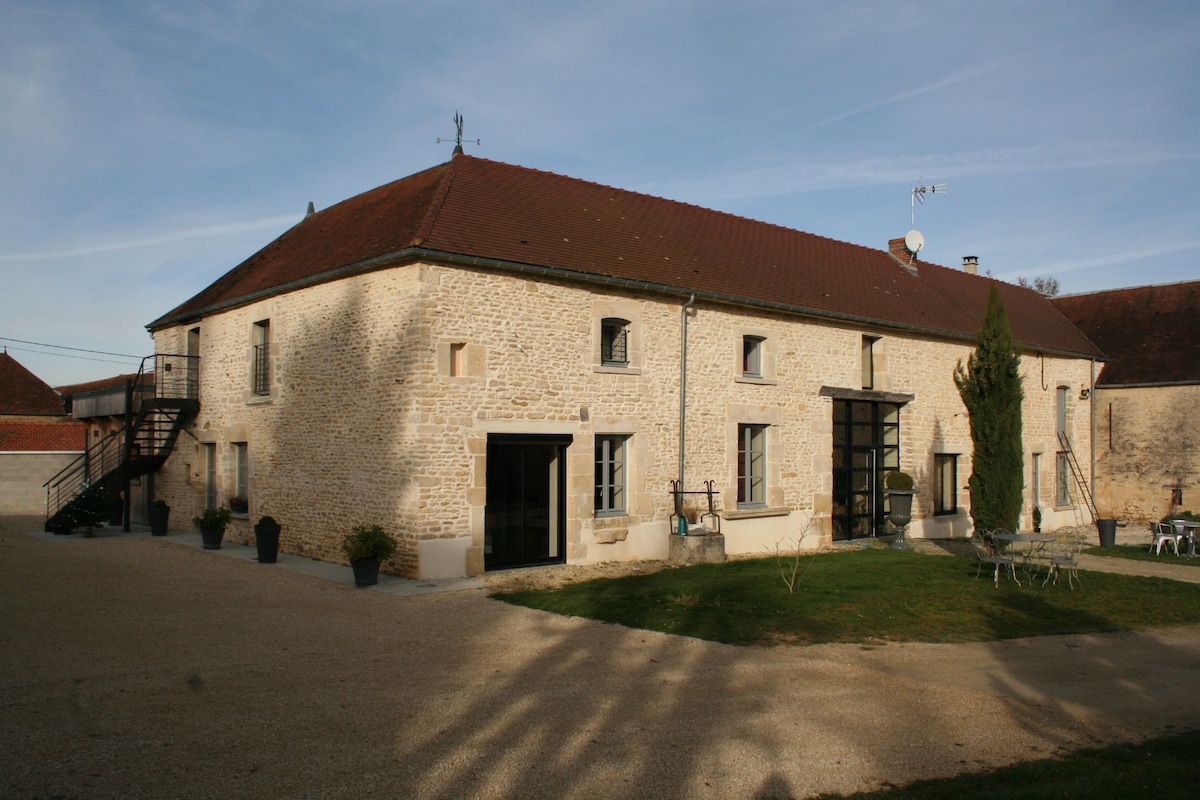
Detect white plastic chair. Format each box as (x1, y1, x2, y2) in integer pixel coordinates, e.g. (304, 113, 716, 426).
(1150, 521, 1181, 556)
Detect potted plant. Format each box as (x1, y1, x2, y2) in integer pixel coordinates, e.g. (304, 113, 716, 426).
(253, 515, 281, 563)
(340, 524, 397, 587)
(229, 496, 249, 515)
(1032, 505, 1042, 533)
(149, 499, 170, 536)
(192, 506, 232, 550)
(884, 470, 916, 550)
(1095, 515, 1118, 547)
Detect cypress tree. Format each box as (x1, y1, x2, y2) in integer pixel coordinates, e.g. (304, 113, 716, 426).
(954, 286, 1025, 533)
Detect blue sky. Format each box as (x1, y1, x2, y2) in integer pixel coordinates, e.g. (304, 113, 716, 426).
(2, 1, 1198, 386)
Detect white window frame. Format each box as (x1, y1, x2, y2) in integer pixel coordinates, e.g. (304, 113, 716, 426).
(738, 424, 767, 508)
(595, 435, 628, 516)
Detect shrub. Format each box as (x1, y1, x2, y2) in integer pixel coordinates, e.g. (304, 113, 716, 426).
(340, 524, 397, 562)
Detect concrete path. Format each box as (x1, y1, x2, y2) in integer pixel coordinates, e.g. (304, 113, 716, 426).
(3, 515, 1198, 800)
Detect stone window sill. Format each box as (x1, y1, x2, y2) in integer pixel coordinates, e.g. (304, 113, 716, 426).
(723, 506, 791, 520)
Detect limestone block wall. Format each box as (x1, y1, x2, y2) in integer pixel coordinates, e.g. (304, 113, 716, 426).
(0, 452, 80, 514)
(152, 260, 1097, 578)
(1091, 384, 1200, 523)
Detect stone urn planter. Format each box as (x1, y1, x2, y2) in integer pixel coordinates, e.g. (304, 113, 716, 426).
(884, 470, 916, 551)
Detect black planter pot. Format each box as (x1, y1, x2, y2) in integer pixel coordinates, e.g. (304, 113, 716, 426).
(254, 525, 281, 563)
(1096, 518, 1118, 547)
(108, 499, 124, 526)
(351, 558, 380, 587)
(200, 527, 224, 550)
(149, 505, 170, 536)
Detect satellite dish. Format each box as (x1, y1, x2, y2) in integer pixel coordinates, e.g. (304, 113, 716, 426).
(904, 229, 925, 255)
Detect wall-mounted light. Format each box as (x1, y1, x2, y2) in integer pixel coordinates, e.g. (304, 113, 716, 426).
(1079, 387, 1091, 400)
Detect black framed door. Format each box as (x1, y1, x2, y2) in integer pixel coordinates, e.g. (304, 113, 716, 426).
(832, 400, 900, 540)
(484, 434, 570, 570)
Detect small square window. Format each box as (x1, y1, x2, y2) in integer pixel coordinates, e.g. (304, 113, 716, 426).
(601, 319, 629, 367)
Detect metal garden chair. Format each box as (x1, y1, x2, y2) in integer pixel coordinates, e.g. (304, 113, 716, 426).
(972, 528, 1020, 588)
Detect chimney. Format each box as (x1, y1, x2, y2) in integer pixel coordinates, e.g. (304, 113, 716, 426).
(962, 256, 978, 275)
(887, 236, 920, 275)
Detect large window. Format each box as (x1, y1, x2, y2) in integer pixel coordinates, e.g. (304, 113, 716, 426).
(600, 318, 629, 367)
(742, 335, 764, 377)
(594, 435, 628, 516)
(204, 443, 217, 510)
(738, 424, 766, 508)
(1056, 386, 1068, 438)
(253, 320, 271, 396)
(933, 454, 957, 515)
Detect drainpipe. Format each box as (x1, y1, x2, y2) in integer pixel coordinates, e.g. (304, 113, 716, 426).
(679, 295, 696, 493)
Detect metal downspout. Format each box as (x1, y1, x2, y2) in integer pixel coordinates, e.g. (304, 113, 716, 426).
(679, 295, 696, 492)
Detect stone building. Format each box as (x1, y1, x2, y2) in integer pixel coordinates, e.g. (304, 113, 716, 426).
(146, 155, 1103, 578)
(1052, 281, 1200, 523)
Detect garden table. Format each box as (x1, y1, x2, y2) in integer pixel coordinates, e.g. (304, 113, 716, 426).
(994, 532, 1055, 580)
(1171, 520, 1199, 558)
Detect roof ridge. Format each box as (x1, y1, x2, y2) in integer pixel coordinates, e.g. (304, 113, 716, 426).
(409, 155, 460, 246)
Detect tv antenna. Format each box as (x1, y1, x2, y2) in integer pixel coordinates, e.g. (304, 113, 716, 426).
(437, 111, 481, 154)
(910, 179, 946, 230)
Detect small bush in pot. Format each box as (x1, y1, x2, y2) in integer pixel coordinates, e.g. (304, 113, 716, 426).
(149, 499, 170, 536)
(192, 506, 231, 550)
(884, 470, 915, 491)
(340, 524, 397, 587)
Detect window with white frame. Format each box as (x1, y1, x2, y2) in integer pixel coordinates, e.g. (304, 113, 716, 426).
(233, 442, 248, 502)
(1055, 451, 1071, 506)
(253, 320, 271, 396)
(738, 424, 766, 507)
(933, 453, 957, 515)
(600, 318, 629, 367)
(742, 335, 764, 377)
(594, 435, 628, 516)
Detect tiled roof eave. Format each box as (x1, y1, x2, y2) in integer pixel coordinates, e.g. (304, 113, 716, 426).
(147, 246, 1104, 360)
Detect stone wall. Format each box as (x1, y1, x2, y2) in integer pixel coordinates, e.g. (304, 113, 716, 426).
(0, 452, 80, 514)
(151, 261, 1095, 577)
(1091, 384, 1200, 523)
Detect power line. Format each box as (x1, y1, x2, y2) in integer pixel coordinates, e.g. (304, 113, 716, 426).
(0, 336, 143, 359)
(1, 344, 142, 367)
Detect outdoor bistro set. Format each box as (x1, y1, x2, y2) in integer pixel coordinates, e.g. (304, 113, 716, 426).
(976, 518, 1199, 590)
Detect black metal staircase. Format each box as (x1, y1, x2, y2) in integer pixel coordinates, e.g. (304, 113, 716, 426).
(44, 354, 199, 533)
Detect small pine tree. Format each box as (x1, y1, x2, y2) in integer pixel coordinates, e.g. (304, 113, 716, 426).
(954, 286, 1025, 532)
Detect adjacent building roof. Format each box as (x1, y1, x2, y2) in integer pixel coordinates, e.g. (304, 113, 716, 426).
(1052, 282, 1200, 387)
(0, 419, 85, 452)
(150, 155, 1103, 358)
(0, 352, 64, 416)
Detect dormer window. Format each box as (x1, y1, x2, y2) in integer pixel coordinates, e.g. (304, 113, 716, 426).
(601, 318, 629, 367)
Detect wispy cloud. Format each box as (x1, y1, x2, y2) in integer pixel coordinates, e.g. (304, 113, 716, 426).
(798, 60, 1010, 133)
(0, 215, 297, 262)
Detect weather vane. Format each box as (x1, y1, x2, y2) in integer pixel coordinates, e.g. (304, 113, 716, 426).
(437, 112, 481, 154)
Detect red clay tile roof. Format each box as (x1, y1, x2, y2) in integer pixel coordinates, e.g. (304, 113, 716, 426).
(1052, 282, 1200, 386)
(0, 352, 65, 415)
(149, 155, 1103, 358)
(0, 419, 85, 451)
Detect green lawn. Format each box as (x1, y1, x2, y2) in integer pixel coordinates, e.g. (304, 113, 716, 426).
(1086, 544, 1200, 566)
(492, 549, 1200, 646)
(807, 728, 1200, 799)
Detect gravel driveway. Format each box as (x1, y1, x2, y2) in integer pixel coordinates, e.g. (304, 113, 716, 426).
(3, 515, 1198, 799)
